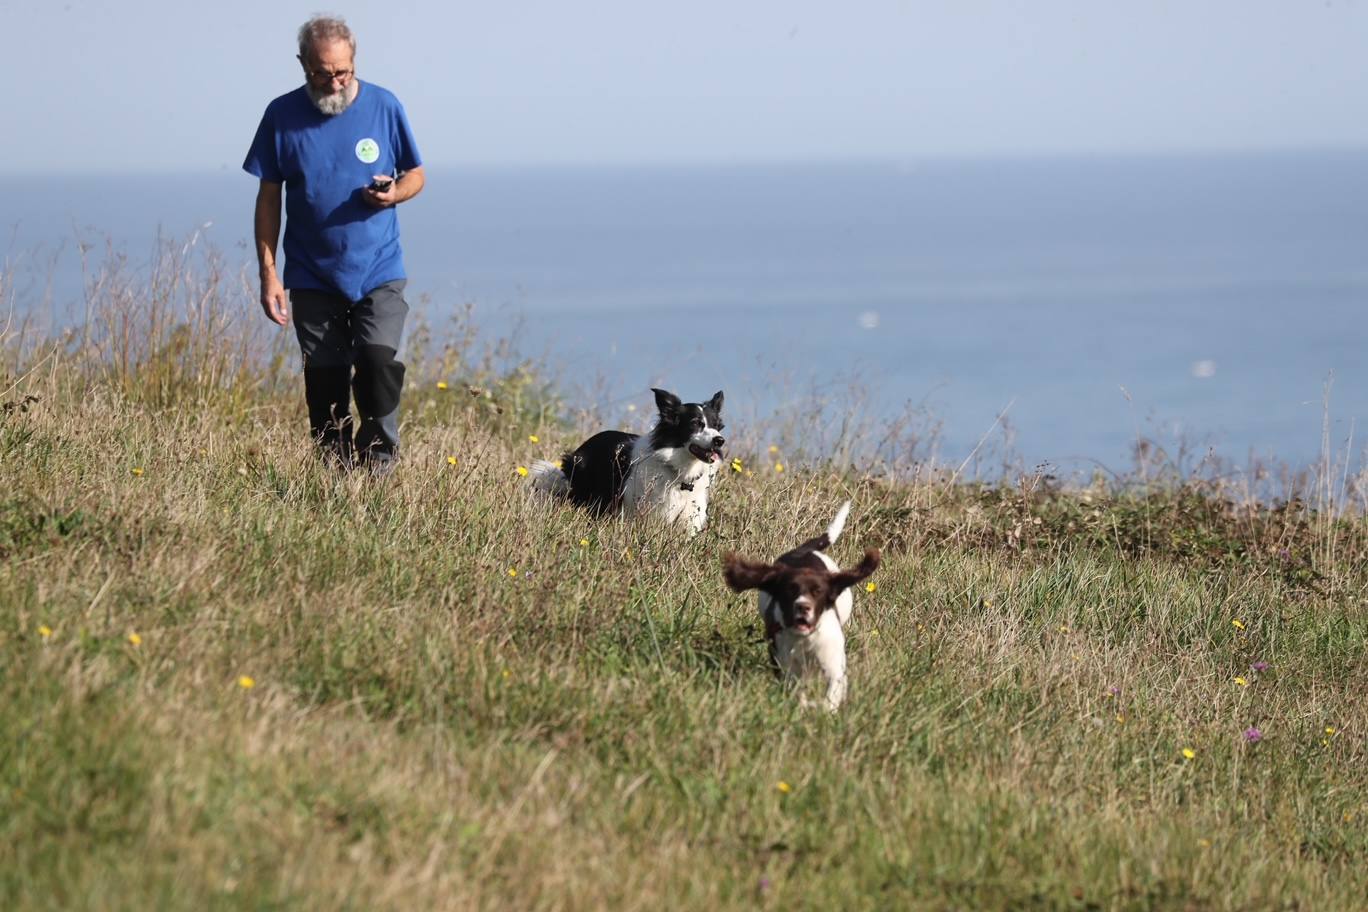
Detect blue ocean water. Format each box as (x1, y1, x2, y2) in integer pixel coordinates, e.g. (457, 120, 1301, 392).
(5, 152, 1367, 475)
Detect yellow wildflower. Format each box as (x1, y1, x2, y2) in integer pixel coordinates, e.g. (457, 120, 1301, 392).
(1058, 625, 1069, 633)
(774, 462, 784, 473)
(127, 632, 142, 646)
(1233, 676, 1248, 687)
(864, 581, 877, 593)
(516, 466, 529, 477)
(776, 781, 792, 794)
(579, 538, 590, 547)
(37, 625, 53, 639)
(768, 445, 779, 454)
(730, 457, 743, 473)
(529, 434, 540, 443)
(554, 460, 563, 469)
(1325, 726, 1337, 736)
(131, 467, 144, 477)
(1232, 618, 1246, 631)
(437, 381, 449, 390)
(502, 669, 511, 679)
(446, 456, 458, 466)
(1115, 714, 1126, 724)
(238, 676, 255, 690)
(507, 568, 518, 578)
(1182, 748, 1196, 760)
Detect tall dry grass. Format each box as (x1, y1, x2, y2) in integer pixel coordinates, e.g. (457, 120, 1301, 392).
(1, 241, 1366, 910)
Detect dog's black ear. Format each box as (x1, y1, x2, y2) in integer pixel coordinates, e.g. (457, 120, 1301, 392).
(707, 390, 724, 413)
(722, 553, 779, 593)
(652, 388, 682, 419)
(830, 548, 881, 594)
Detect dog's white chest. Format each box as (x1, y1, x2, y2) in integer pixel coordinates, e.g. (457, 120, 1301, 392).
(663, 475, 710, 525)
(622, 445, 717, 534)
(767, 615, 849, 712)
(772, 615, 846, 675)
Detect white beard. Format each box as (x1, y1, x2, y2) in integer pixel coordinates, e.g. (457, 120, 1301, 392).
(308, 80, 357, 116)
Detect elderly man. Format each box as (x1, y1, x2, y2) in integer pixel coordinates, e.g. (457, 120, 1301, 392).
(244, 15, 425, 472)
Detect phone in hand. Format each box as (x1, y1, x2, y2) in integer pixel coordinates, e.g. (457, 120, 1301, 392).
(369, 176, 393, 192)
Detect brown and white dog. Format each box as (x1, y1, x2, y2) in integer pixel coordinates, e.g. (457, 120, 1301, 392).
(722, 502, 880, 711)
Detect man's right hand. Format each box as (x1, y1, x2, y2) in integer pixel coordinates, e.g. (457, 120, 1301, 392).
(260, 274, 289, 326)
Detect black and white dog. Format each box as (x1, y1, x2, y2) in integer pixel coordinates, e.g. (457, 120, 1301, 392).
(530, 388, 726, 536)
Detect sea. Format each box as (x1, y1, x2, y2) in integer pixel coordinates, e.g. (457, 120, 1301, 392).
(5, 150, 1367, 481)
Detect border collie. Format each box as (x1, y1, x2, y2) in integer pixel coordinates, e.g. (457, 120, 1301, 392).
(722, 502, 880, 711)
(530, 388, 726, 536)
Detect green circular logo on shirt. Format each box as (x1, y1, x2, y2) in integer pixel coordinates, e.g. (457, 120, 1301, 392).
(355, 138, 380, 164)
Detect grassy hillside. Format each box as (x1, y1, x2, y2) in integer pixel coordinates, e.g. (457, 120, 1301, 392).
(2, 252, 1366, 910)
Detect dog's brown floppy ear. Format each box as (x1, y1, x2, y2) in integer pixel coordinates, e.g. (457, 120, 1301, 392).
(722, 553, 779, 592)
(830, 548, 881, 594)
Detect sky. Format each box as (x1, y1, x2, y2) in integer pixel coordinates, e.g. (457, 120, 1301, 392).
(3, 0, 1366, 172)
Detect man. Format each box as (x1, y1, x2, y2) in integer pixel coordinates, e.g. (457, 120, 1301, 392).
(244, 15, 425, 472)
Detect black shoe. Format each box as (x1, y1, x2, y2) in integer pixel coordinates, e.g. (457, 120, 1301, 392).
(361, 452, 398, 479)
(318, 439, 356, 472)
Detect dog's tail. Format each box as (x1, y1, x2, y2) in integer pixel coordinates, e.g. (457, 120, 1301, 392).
(528, 459, 571, 497)
(826, 500, 852, 544)
(777, 500, 854, 564)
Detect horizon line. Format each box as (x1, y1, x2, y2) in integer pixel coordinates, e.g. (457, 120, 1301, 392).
(14, 143, 1368, 178)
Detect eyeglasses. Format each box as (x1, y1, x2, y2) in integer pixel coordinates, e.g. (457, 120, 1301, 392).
(297, 55, 353, 83)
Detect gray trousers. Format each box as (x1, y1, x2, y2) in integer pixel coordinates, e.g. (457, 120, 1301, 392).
(291, 280, 408, 461)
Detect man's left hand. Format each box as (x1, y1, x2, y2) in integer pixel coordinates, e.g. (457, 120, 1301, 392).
(363, 180, 399, 209)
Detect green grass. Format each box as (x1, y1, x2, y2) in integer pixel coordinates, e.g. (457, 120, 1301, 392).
(2, 253, 1366, 910)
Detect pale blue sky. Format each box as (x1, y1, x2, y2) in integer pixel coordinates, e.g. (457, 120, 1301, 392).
(4, 0, 1366, 172)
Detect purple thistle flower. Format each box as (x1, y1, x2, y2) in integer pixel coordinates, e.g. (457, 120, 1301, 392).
(1243, 727, 1263, 743)
(1251, 661, 1269, 673)
(1109, 686, 1121, 697)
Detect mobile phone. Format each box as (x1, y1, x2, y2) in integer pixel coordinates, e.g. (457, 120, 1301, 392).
(369, 177, 393, 192)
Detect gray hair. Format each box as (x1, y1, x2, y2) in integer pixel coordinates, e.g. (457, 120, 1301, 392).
(297, 14, 356, 60)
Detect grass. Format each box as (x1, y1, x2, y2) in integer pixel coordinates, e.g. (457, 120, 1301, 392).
(1, 245, 1366, 910)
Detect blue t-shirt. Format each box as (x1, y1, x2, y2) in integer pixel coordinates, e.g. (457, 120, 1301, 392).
(243, 82, 422, 301)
